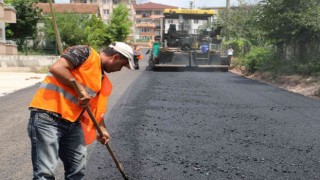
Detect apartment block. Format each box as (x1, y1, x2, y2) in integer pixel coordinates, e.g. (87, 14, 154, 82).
(70, 0, 135, 23)
(133, 2, 177, 46)
(0, 0, 17, 55)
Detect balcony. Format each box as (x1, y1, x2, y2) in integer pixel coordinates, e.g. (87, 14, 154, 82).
(0, 5, 16, 23)
(139, 32, 155, 36)
(136, 14, 164, 20)
(136, 23, 155, 28)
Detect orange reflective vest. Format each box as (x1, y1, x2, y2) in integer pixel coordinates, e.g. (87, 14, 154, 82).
(134, 47, 143, 60)
(29, 48, 112, 144)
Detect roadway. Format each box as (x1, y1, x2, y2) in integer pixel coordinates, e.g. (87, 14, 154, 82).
(1, 52, 320, 179)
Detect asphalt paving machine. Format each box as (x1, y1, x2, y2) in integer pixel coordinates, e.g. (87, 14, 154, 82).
(148, 8, 229, 72)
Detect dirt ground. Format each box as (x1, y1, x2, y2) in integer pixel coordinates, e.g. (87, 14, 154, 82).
(230, 66, 320, 100)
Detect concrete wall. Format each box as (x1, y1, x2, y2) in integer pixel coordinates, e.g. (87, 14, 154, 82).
(0, 55, 59, 72)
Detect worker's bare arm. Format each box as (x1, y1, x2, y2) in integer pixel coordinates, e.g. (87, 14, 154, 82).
(49, 57, 75, 88)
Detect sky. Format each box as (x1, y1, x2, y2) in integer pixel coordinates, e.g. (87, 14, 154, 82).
(55, 0, 260, 8)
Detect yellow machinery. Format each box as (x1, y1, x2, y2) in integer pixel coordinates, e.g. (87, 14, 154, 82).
(148, 8, 229, 72)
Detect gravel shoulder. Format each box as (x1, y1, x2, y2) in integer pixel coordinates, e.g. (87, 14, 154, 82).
(230, 68, 320, 100)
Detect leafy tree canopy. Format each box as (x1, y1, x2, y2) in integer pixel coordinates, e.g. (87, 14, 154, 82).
(44, 13, 90, 47)
(106, 3, 132, 43)
(5, 0, 42, 49)
(256, 0, 320, 44)
(83, 15, 108, 49)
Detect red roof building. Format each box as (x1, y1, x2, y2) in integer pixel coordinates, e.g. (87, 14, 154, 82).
(34, 3, 100, 15)
(133, 2, 177, 47)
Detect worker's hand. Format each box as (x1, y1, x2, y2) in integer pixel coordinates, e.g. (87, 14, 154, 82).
(97, 129, 110, 145)
(78, 92, 90, 107)
(77, 86, 91, 107)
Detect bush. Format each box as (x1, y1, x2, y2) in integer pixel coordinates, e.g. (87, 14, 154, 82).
(223, 39, 250, 57)
(296, 62, 320, 76)
(240, 46, 274, 73)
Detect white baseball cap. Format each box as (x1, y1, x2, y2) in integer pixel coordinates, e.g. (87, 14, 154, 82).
(109, 42, 134, 69)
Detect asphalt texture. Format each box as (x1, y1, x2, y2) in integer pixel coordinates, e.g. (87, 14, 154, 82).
(1, 52, 320, 179)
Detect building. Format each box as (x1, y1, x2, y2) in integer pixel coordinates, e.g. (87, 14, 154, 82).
(133, 2, 177, 47)
(134, 2, 214, 47)
(35, 3, 100, 15)
(70, 0, 135, 43)
(0, 0, 17, 55)
(70, 0, 135, 23)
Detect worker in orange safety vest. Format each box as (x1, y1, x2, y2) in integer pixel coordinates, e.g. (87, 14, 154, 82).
(133, 44, 143, 69)
(28, 42, 134, 179)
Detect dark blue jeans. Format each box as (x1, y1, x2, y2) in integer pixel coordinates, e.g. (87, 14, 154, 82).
(28, 111, 87, 180)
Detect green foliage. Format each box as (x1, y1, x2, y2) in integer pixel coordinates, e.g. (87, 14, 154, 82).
(5, 0, 42, 50)
(84, 15, 108, 49)
(4, 0, 13, 3)
(296, 62, 320, 76)
(44, 7, 132, 50)
(217, 4, 265, 46)
(240, 46, 274, 73)
(223, 38, 249, 57)
(106, 3, 132, 42)
(257, 0, 320, 44)
(219, 0, 320, 76)
(44, 13, 90, 47)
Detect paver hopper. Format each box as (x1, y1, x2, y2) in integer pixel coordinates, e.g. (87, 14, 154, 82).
(148, 8, 229, 72)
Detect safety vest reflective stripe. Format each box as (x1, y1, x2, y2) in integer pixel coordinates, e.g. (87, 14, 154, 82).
(47, 73, 97, 98)
(29, 48, 103, 122)
(39, 82, 78, 104)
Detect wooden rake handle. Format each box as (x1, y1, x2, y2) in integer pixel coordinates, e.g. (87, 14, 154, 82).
(70, 78, 129, 180)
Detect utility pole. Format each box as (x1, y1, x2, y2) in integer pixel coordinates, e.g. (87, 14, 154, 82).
(189, 0, 195, 9)
(226, 0, 231, 9)
(49, 0, 63, 55)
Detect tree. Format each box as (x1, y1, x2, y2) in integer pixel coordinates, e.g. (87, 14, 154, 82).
(44, 13, 89, 47)
(83, 15, 109, 49)
(5, 0, 42, 50)
(106, 3, 132, 42)
(257, 0, 320, 45)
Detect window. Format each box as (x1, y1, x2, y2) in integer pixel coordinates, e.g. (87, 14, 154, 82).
(103, 0, 109, 4)
(142, 11, 152, 17)
(136, 11, 142, 15)
(113, 0, 118, 4)
(141, 28, 152, 32)
(103, 9, 109, 15)
(154, 11, 161, 15)
(194, 19, 199, 24)
(0, 28, 3, 40)
(168, 19, 173, 23)
(140, 36, 151, 40)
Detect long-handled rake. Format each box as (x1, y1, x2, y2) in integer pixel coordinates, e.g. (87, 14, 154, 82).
(70, 78, 129, 180)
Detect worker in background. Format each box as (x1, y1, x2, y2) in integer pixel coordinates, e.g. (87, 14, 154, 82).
(133, 44, 143, 69)
(27, 42, 134, 179)
(227, 46, 234, 66)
